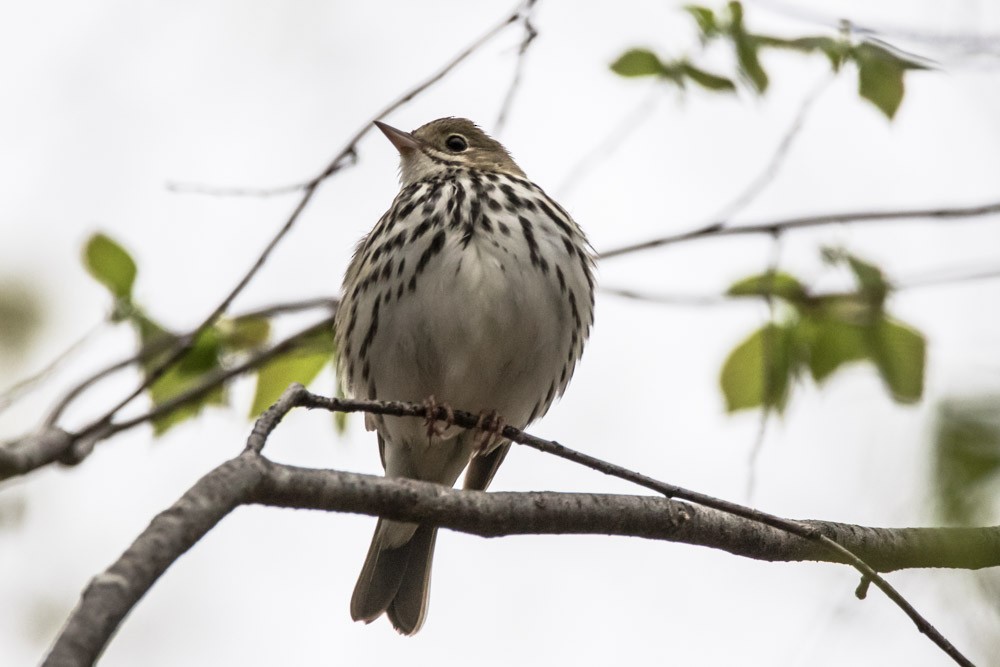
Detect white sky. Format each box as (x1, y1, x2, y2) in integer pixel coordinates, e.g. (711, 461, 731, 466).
(2, 1, 1000, 665)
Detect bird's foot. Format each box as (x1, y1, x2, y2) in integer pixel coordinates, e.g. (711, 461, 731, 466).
(474, 410, 506, 455)
(422, 395, 455, 438)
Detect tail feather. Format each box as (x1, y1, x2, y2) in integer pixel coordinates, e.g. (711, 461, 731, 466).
(386, 525, 437, 635)
(351, 519, 438, 635)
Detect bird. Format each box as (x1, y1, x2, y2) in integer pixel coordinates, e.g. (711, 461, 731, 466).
(334, 117, 594, 635)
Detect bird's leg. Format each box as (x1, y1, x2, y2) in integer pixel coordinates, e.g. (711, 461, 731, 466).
(473, 409, 507, 455)
(422, 395, 455, 438)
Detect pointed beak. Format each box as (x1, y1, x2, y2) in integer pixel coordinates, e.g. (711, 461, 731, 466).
(374, 121, 421, 155)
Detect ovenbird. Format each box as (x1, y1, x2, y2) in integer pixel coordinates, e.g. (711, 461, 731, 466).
(334, 117, 594, 634)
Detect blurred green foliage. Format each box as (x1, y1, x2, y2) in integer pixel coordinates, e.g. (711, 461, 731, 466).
(932, 396, 1000, 526)
(249, 329, 333, 417)
(720, 249, 925, 413)
(0, 280, 44, 360)
(82, 232, 335, 435)
(611, 1, 926, 119)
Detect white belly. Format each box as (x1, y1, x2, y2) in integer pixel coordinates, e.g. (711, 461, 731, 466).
(369, 232, 568, 429)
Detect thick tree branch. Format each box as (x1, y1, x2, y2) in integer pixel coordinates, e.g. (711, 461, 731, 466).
(45, 455, 992, 666)
(44, 387, 983, 666)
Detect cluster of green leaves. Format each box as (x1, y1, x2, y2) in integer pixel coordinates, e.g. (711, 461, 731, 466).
(82, 232, 336, 434)
(720, 249, 925, 413)
(610, 1, 926, 119)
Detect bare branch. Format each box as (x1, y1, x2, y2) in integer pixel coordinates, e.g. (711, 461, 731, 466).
(494, 0, 539, 135)
(43, 332, 177, 428)
(44, 386, 989, 666)
(43, 454, 264, 667)
(603, 261, 1000, 308)
(0, 427, 75, 480)
(556, 87, 661, 197)
(231, 296, 338, 320)
(599, 286, 728, 306)
(895, 265, 1000, 291)
(0, 319, 108, 416)
(711, 73, 834, 222)
(598, 200, 1000, 260)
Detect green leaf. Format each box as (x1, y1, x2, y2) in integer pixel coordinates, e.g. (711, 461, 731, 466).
(810, 293, 881, 326)
(725, 2, 768, 93)
(178, 327, 222, 373)
(794, 36, 850, 70)
(821, 248, 889, 315)
(683, 5, 718, 36)
(334, 375, 349, 435)
(680, 63, 736, 91)
(802, 317, 869, 382)
(250, 331, 334, 416)
(149, 365, 226, 435)
(127, 312, 226, 435)
(726, 0, 744, 25)
(720, 323, 794, 412)
(868, 316, 925, 403)
(852, 43, 924, 119)
(610, 49, 667, 78)
(858, 58, 903, 119)
(845, 254, 888, 293)
(221, 316, 271, 352)
(735, 36, 767, 93)
(726, 271, 807, 302)
(83, 233, 137, 300)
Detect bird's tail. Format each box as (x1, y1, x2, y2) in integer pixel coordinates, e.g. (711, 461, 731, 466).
(350, 519, 438, 635)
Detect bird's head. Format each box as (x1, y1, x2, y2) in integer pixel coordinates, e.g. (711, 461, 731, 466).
(374, 117, 525, 186)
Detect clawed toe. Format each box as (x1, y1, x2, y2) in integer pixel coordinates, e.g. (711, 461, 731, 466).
(422, 395, 455, 438)
(474, 410, 506, 455)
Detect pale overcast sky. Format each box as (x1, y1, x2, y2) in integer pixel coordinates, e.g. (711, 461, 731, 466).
(2, 1, 1000, 665)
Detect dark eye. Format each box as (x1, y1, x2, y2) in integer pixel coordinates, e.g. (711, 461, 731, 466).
(445, 134, 468, 152)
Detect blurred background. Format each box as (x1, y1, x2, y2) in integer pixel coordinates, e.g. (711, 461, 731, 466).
(2, 1, 1000, 664)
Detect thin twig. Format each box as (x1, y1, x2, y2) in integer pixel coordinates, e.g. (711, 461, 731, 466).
(712, 73, 834, 222)
(598, 200, 1000, 260)
(556, 86, 662, 197)
(168, 2, 527, 199)
(164, 180, 313, 198)
(43, 332, 177, 428)
(0, 319, 108, 415)
(751, 0, 1000, 65)
(70, 2, 526, 443)
(895, 265, 1000, 291)
(0, 317, 333, 482)
(233, 296, 339, 320)
(494, 0, 539, 135)
(104, 317, 335, 437)
(599, 286, 728, 306)
(42, 298, 337, 429)
(746, 234, 783, 501)
(603, 262, 1000, 308)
